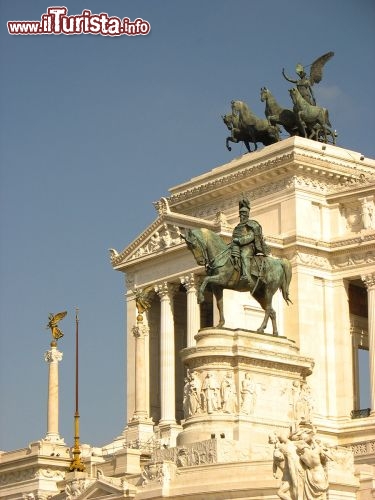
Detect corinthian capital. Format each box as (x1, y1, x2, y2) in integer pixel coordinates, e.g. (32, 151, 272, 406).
(44, 349, 63, 363)
(154, 281, 178, 299)
(180, 273, 197, 291)
(361, 273, 375, 290)
(132, 324, 149, 338)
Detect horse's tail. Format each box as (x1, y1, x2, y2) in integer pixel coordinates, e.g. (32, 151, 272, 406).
(280, 258, 293, 305)
(325, 109, 332, 128)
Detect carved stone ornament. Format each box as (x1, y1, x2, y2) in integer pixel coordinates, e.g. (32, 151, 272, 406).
(65, 478, 92, 499)
(269, 425, 335, 500)
(360, 197, 375, 229)
(131, 223, 183, 260)
(183, 370, 240, 418)
(153, 197, 171, 216)
(180, 273, 197, 291)
(362, 272, 375, 290)
(44, 349, 63, 363)
(132, 323, 149, 339)
(141, 461, 176, 487)
(333, 250, 375, 269)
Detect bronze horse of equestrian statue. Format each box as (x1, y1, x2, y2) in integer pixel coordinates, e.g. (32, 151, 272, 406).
(183, 228, 292, 336)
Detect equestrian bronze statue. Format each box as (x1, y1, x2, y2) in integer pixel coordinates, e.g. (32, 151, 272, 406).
(182, 199, 292, 336)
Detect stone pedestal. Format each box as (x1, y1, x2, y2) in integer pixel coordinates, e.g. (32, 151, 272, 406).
(178, 327, 314, 451)
(126, 418, 155, 446)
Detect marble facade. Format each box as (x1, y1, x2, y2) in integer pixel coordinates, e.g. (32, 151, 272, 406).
(1, 137, 374, 499)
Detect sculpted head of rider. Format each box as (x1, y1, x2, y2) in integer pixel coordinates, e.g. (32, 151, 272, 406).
(239, 197, 250, 222)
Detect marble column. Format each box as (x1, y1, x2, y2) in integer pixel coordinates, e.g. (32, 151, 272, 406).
(132, 321, 149, 420)
(155, 282, 177, 425)
(44, 341, 63, 442)
(361, 272, 375, 415)
(180, 273, 200, 346)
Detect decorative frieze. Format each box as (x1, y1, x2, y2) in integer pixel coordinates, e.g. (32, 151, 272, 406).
(346, 439, 375, 457)
(333, 250, 375, 269)
(130, 224, 183, 260)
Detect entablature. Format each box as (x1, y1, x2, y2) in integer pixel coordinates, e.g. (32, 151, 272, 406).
(166, 138, 375, 215)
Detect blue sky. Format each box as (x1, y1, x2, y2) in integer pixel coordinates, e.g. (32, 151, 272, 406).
(0, 0, 374, 451)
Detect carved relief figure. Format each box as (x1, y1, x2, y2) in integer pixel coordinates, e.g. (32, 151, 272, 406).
(220, 371, 237, 413)
(202, 372, 220, 414)
(148, 231, 161, 252)
(291, 380, 313, 425)
(362, 198, 375, 229)
(183, 371, 202, 418)
(240, 373, 256, 415)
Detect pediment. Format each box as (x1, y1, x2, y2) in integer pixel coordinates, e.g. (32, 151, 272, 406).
(110, 204, 233, 270)
(72, 477, 137, 500)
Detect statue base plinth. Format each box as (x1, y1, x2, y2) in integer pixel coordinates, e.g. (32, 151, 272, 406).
(178, 327, 314, 447)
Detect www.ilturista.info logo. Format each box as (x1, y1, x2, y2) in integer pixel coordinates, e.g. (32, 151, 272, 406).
(7, 7, 151, 36)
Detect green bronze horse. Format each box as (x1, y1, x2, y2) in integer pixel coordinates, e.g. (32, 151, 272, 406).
(183, 228, 292, 336)
(222, 112, 255, 153)
(289, 87, 335, 144)
(260, 87, 300, 137)
(231, 100, 280, 148)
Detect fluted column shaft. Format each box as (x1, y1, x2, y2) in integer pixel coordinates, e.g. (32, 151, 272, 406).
(44, 343, 63, 440)
(361, 273, 375, 415)
(181, 273, 200, 346)
(155, 282, 176, 424)
(132, 322, 149, 419)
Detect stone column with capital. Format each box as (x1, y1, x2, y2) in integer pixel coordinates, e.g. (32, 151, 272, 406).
(155, 282, 177, 426)
(132, 321, 150, 420)
(180, 273, 200, 346)
(125, 289, 154, 446)
(44, 342, 64, 443)
(361, 272, 375, 415)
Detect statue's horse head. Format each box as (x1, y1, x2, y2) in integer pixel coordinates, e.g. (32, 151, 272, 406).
(222, 114, 233, 130)
(260, 87, 270, 102)
(222, 113, 240, 131)
(182, 229, 207, 267)
(231, 100, 245, 114)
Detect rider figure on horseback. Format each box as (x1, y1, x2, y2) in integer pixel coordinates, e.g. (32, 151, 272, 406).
(231, 197, 269, 283)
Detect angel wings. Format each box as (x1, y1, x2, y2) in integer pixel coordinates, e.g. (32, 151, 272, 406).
(282, 51, 334, 105)
(46, 311, 67, 340)
(308, 51, 334, 86)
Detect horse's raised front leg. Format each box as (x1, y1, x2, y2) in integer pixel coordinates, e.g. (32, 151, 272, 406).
(197, 276, 211, 303)
(226, 136, 235, 151)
